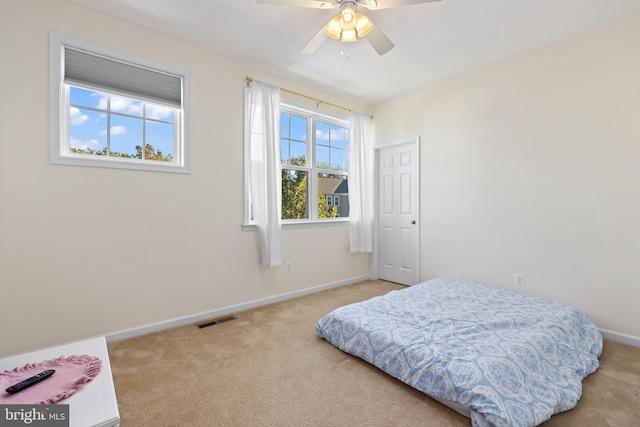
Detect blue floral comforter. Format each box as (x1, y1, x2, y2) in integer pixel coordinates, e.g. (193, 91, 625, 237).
(316, 278, 602, 427)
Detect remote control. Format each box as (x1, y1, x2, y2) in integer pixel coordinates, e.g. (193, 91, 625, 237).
(5, 369, 55, 394)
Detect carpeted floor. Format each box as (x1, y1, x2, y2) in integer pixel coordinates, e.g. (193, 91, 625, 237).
(108, 280, 640, 426)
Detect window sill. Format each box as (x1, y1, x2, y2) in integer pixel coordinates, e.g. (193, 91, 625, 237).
(50, 154, 190, 174)
(242, 218, 349, 231)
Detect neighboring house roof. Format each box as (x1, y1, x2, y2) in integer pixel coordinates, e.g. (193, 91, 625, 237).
(318, 177, 346, 194)
(333, 179, 348, 194)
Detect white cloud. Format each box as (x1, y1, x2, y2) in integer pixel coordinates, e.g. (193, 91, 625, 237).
(110, 125, 127, 135)
(316, 129, 330, 141)
(95, 94, 143, 116)
(100, 125, 126, 136)
(146, 104, 173, 121)
(70, 107, 89, 126)
(96, 94, 108, 110)
(111, 95, 143, 116)
(70, 137, 100, 150)
(93, 93, 173, 121)
(316, 128, 346, 142)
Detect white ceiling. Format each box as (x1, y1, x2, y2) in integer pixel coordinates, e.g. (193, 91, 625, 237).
(73, 0, 638, 105)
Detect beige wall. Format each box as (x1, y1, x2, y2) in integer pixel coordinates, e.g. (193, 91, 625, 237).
(0, 0, 370, 357)
(373, 17, 640, 338)
(2, 1, 637, 357)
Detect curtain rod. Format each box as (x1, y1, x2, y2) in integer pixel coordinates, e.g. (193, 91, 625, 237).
(246, 76, 354, 114)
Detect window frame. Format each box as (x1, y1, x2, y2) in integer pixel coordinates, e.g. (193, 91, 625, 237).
(243, 90, 350, 229)
(49, 32, 191, 174)
(280, 104, 350, 225)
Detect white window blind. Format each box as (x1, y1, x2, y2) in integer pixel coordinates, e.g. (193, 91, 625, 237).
(50, 32, 191, 174)
(64, 47, 182, 108)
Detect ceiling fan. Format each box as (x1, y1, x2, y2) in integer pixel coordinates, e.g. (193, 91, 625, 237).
(257, 0, 443, 56)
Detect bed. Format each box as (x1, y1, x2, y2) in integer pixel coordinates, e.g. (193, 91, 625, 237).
(316, 278, 602, 427)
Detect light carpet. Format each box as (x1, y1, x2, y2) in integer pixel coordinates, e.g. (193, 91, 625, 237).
(108, 280, 640, 426)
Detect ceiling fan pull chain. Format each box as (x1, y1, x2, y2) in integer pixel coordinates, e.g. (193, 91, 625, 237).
(341, 44, 351, 58)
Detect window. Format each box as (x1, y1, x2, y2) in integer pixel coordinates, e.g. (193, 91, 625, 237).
(243, 93, 350, 227)
(280, 106, 349, 222)
(50, 33, 190, 173)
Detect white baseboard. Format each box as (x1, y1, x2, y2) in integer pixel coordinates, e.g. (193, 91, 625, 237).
(599, 328, 640, 348)
(105, 278, 640, 350)
(106, 275, 371, 343)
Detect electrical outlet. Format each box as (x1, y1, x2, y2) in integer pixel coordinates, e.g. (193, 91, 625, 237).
(514, 273, 524, 287)
(286, 262, 293, 273)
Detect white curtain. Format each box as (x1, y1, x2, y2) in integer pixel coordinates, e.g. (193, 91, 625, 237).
(248, 80, 282, 267)
(348, 111, 374, 253)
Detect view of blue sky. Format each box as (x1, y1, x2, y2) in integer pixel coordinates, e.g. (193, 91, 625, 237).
(69, 86, 175, 159)
(280, 112, 348, 171)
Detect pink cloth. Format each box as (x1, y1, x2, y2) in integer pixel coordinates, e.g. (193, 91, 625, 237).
(0, 355, 101, 404)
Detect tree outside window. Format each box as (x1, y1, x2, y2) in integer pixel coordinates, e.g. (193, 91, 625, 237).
(280, 109, 349, 221)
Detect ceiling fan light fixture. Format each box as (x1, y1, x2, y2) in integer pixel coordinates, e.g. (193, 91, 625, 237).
(341, 28, 357, 43)
(354, 13, 373, 37)
(340, 5, 357, 30)
(325, 16, 342, 39)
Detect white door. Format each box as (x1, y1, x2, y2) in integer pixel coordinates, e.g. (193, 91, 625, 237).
(377, 140, 419, 285)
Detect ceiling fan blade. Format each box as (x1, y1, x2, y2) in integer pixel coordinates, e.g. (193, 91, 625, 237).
(365, 24, 394, 55)
(257, 0, 337, 9)
(299, 25, 328, 54)
(362, 0, 442, 10)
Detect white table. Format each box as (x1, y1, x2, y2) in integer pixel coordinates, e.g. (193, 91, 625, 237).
(0, 337, 120, 427)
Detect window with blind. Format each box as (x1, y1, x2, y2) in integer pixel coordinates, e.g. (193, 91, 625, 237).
(50, 32, 191, 173)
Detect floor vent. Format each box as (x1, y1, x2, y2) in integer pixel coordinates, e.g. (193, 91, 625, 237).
(196, 315, 237, 329)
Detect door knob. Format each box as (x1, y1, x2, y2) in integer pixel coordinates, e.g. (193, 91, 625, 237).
(411, 220, 416, 224)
